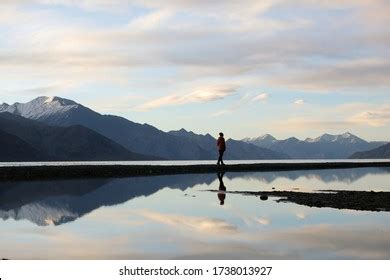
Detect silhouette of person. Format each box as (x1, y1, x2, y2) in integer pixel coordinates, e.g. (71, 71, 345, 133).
(216, 132, 226, 165)
(217, 172, 226, 205)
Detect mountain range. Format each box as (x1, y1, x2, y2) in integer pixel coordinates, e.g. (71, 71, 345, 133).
(243, 133, 387, 159)
(0, 96, 287, 161)
(0, 96, 388, 160)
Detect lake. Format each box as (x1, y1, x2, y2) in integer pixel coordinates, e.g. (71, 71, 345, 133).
(1, 166, 390, 259)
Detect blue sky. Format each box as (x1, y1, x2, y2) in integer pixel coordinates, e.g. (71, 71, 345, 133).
(0, 0, 389, 141)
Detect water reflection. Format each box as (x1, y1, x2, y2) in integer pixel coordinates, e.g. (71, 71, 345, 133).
(225, 167, 390, 184)
(0, 175, 213, 226)
(217, 172, 226, 206)
(0, 168, 389, 226)
(0, 167, 390, 259)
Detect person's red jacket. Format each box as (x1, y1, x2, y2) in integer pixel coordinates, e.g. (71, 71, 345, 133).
(217, 137, 226, 151)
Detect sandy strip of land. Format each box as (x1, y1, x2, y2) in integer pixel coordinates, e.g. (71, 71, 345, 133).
(0, 161, 389, 181)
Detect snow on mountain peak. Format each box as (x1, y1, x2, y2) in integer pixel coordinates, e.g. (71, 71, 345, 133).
(341, 132, 352, 138)
(0, 102, 10, 110)
(0, 202, 78, 226)
(303, 132, 364, 144)
(45, 96, 55, 103)
(259, 134, 276, 140)
(0, 96, 79, 120)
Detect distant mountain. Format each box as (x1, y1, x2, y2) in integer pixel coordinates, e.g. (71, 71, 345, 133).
(0, 97, 288, 160)
(305, 132, 367, 145)
(243, 133, 386, 159)
(0, 112, 153, 161)
(168, 129, 289, 159)
(350, 143, 390, 159)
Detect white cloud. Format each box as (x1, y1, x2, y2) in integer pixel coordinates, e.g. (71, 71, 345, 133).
(136, 85, 236, 111)
(255, 217, 271, 225)
(128, 9, 174, 31)
(348, 106, 390, 127)
(1, 0, 389, 95)
(296, 213, 306, 220)
(294, 99, 305, 105)
(212, 92, 269, 117)
(252, 93, 269, 103)
(137, 209, 238, 235)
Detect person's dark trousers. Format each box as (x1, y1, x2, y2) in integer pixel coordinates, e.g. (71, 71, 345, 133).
(217, 150, 225, 165)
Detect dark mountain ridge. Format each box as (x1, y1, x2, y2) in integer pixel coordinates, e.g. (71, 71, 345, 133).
(350, 143, 390, 159)
(0, 112, 153, 161)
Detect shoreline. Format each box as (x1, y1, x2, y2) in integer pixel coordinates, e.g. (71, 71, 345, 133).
(206, 189, 390, 212)
(0, 161, 389, 181)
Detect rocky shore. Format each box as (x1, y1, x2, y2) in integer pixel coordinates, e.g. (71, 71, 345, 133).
(208, 189, 390, 212)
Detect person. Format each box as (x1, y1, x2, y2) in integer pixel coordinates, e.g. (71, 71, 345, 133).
(217, 172, 226, 205)
(216, 132, 226, 165)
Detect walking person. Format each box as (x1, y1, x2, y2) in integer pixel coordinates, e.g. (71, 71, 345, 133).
(217, 132, 226, 165)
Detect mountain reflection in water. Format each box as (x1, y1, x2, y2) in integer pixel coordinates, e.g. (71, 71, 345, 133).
(1, 167, 390, 259)
(0, 167, 389, 226)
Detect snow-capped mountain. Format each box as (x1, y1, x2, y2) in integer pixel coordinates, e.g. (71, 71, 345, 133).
(243, 133, 386, 159)
(242, 134, 277, 149)
(0, 96, 79, 121)
(305, 132, 366, 145)
(0, 202, 79, 226)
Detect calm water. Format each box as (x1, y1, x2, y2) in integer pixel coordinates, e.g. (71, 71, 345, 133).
(1, 167, 390, 259)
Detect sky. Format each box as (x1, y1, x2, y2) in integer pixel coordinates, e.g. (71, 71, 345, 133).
(0, 0, 389, 141)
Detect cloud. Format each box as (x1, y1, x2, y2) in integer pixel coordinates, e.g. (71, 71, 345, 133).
(265, 224, 390, 259)
(255, 217, 271, 225)
(294, 99, 305, 105)
(267, 103, 390, 136)
(137, 209, 238, 235)
(1, 84, 75, 96)
(252, 93, 269, 103)
(136, 85, 236, 111)
(296, 212, 306, 220)
(348, 106, 390, 127)
(271, 59, 390, 92)
(1, 0, 389, 95)
(0, 0, 133, 12)
(128, 9, 174, 31)
(212, 92, 269, 117)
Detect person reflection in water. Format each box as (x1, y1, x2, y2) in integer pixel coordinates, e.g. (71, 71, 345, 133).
(217, 172, 226, 205)
(217, 132, 226, 166)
